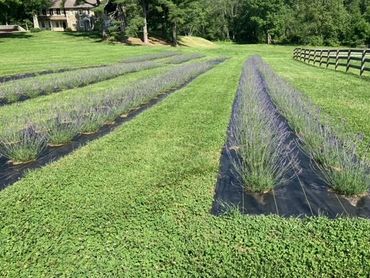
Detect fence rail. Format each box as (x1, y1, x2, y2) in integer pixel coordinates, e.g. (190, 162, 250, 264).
(293, 48, 370, 76)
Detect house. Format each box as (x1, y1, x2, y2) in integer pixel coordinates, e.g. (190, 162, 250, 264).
(33, 0, 97, 31)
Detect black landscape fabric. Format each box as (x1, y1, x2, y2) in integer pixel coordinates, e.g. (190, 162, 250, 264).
(212, 71, 370, 219)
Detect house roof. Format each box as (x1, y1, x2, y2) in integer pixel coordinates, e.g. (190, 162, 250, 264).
(50, 0, 98, 9)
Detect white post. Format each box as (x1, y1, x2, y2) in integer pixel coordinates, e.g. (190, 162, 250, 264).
(33, 14, 40, 29)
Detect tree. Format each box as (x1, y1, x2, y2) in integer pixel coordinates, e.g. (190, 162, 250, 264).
(0, 0, 51, 25)
(155, 0, 199, 45)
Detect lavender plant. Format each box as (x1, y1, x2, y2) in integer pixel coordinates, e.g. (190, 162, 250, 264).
(0, 58, 224, 164)
(46, 111, 82, 146)
(165, 53, 206, 64)
(256, 56, 370, 196)
(229, 57, 296, 193)
(0, 123, 47, 164)
(121, 51, 179, 63)
(0, 61, 160, 105)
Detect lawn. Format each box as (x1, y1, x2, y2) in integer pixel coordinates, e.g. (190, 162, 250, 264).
(0, 32, 171, 76)
(0, 32, 369, 276)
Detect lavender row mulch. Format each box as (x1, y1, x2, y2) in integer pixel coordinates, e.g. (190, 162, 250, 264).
(212, 57, 370, 218)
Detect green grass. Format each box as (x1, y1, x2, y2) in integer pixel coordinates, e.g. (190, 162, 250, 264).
(0, 32, 171, 76)
(178, 36, 216, 48)
(0, 33, 370, 276)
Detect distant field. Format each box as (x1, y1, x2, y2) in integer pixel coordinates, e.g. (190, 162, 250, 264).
(0, 32, 369, 276)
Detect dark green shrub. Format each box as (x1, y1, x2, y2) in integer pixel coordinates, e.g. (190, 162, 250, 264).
(30, 27, 41, 33)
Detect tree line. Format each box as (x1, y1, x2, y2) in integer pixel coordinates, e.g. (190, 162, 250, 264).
(1, 0, 369, 46)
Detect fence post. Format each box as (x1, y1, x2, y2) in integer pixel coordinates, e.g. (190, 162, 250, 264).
(335, 49, 339, 71)
(305, 49, 308, 63)
(308, 49, 311, 63)
(294, 48, 299, 59)
(319, 50, 323, 66)
(313, 50, 317, 65)
(310, 49, 314, 64)
(326, 50, 330, 68)
(360, 49, 366, 76)
(346, 49, 351, 72)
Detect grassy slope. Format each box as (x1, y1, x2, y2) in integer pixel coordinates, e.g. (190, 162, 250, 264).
(0, 35, 370, 275)
(178, 36, 216, 48)
(0, 32, 171, 76)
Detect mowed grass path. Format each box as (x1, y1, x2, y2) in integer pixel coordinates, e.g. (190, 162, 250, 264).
(1, 55, 370, 276)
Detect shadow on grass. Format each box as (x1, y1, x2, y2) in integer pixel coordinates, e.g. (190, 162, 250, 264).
(61, 31, 104, 42)
(0, 32, 32, 40)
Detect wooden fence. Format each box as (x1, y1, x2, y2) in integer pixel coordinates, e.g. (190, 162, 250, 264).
(293, 48, 370, 76)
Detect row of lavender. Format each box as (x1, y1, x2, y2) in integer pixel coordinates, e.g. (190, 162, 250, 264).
(229, 57, 296, 193)
(0, 59, 222, 165)
(257, 56, 369, 196)
(232, 56, 369, 196)
(0, 52, 204, 105)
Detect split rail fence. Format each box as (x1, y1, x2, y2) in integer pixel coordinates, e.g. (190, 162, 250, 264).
(293, 48, 370, 76)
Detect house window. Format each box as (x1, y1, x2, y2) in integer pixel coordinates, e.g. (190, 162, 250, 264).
(56, 9, 61, 15)
(41, 9, 47, 15)
(49, 9, 54, 15)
